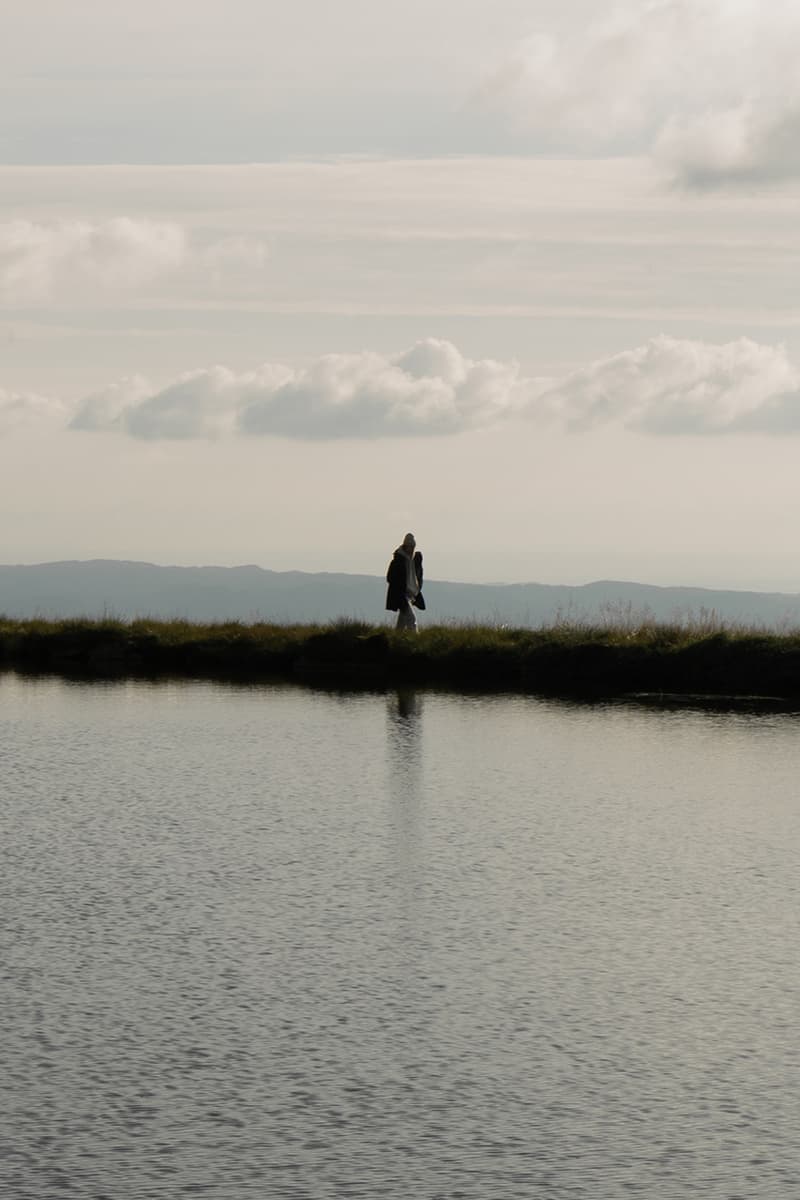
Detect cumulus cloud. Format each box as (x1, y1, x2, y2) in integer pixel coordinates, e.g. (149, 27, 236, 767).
(539, 335, 800, 435)
(70, 339, 525, 441)
(0, 216, 270, 306)
(481, 0, 800, 185)
(656, 101, 800, 188)
(48, 335, 800, 442)
(68, 376, 156, 433)
(0, 387, 67, 432)
(0, 218, 188, 304)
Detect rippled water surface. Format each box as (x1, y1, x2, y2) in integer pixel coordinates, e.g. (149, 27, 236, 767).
(2, 673, 800, 1199)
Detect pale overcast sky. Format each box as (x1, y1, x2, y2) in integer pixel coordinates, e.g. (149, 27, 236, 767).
(3, 0, 800, 589)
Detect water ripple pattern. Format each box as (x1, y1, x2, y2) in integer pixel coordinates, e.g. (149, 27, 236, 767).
(1, 674, 800, 1198)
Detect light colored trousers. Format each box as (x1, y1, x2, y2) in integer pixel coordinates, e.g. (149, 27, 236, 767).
(396, 598, 418, 631)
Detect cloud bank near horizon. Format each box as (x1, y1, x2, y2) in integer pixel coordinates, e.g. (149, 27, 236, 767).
(55, 336, 800, 441)
(481, 0, 800, 186)
(3, 335, 800, 440)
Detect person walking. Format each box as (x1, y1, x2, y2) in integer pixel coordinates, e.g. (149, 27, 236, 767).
(386, 532, 425, 631)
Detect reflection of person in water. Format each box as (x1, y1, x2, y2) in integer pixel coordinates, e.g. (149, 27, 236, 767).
(387, 689, 421, 772)
(386, 689, 423, 871)
(394, 688, 419, 721)
(386, 532, 425, 632)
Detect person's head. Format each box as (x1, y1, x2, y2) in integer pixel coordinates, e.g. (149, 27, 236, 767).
(402, 532, 416, 553)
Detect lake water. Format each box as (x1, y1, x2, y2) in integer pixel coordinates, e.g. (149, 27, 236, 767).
(2, 673, 800, 1199)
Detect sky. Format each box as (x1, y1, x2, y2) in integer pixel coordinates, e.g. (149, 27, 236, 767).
(3, 0, 800, 590)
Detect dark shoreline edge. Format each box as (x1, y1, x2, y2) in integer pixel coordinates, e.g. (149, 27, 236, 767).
(2, 616, 800, 704)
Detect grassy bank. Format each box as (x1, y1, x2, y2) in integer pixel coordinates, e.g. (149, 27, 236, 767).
(2, 614, 800, 700)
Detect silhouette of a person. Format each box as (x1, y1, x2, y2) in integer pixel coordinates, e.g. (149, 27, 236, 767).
(386, 532, 425, 631)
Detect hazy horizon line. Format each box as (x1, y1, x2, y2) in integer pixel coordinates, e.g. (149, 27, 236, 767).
(2, 557, 799, 599)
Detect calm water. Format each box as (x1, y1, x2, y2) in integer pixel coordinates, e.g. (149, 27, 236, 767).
(2, 673, 800, 1199)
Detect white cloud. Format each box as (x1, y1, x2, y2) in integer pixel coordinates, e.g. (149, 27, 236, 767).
(0, 387, 66, 432)
(44, 335, 800, 442)
(656, 101, 800, 188)
(127, 365, 291, 440)
(240, 344, 523, 440)
(539, 336, 800, 434)
(70, 367, 266, 440)
(0, 216, 273, 307)
(482, 0, 800, 185)
(69, 340, 524, 440)
(0, 218, 187, 304)
(68, 376, 155, 432)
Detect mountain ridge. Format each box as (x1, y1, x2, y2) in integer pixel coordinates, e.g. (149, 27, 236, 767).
(1, 559, 799, 627)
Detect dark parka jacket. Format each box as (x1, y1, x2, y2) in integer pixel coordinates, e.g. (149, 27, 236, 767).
(386, 549, 425, 611)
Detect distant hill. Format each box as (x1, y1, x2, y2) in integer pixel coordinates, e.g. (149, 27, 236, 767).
(2, 559, 800, 629)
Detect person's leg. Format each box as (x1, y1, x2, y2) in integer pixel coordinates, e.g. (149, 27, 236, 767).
(396, 599, 417, 631)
